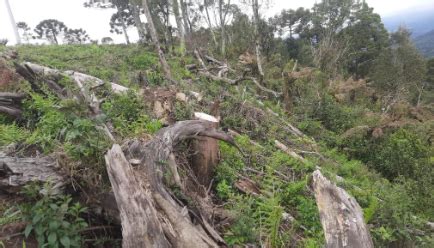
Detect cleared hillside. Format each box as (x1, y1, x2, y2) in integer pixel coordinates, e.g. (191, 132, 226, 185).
(1, 45, 433, 247)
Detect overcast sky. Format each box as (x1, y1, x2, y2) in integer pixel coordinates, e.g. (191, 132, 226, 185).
(1, 0, 434, 45)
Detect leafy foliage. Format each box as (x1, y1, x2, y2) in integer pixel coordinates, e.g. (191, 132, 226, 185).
(21, 184, 88, 247)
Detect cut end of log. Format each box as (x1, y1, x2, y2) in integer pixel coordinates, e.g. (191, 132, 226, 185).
(194, 112, 219, 123)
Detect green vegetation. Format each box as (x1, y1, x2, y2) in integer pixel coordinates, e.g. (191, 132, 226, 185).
(1, 0, 434, 243)
(21, 183, 88, 248)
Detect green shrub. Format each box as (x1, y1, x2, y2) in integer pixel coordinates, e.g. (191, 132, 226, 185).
(102, 91, 161, 136)
(370, 129, 431, 180)
(21, 184, 88, 248)
(315, 95, 356, 133)
(0, 124, 29, 146)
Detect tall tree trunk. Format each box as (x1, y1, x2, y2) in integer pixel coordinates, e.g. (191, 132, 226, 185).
(51, 30, 59, 45)
(204, 0, 218, 47)
(172, 0, 186, 54)
(218, 0, 226, 56)
(179, 0, 191, 35)
(116, 7, 131, 44)
(4, 0, 21, 45)
(252, 0, 264, 77)
(142, 0, 173, 81)
(131, 4, 146, 44)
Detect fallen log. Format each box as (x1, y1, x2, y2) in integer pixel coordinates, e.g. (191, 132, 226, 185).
(0, 92, 26, 118)
(312, 170, 374, 248)
(0, 152, 66, 193)
(106, 120, 236, 247)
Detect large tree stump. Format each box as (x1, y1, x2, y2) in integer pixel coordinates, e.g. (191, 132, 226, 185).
(312, 170, 374, 248)
(190, 112, 220, 187)
(105, 120, 235, 247)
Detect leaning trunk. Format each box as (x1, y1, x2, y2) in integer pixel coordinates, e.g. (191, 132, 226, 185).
(4, 0, 21, 45)
(172, 0, 186, 54)
(252, 0, 264, 77)
(131, 4, 146, 44)
(142, 0, 173, 81)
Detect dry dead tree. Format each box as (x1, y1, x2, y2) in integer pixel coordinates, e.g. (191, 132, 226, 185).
(312, 170, 374, 248)
(193, 50, 282, 97)
(106, 119, 237, 247)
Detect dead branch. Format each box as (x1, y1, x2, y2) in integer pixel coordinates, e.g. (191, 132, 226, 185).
(275, 140, 307, 163)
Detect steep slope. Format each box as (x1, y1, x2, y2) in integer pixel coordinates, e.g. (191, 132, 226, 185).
(0, 45, 433, 247)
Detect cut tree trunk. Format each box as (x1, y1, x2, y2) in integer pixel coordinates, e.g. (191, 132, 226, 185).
(190, 112, 220, 187)
(105, 120, 235, 247)
(312, 170, 374, 248)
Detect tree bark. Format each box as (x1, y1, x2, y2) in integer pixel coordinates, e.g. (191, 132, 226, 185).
(190, 112, 220, 187)
(204, 0, 218, 47)
(0, 152, 66, 193)
(180, 0, 191, 34)
(131, 4, 146, 44)
(105, 145, 170, 247)
(218, 0, 226, 56)
(117, 7, 131, 45)
(172, 0, 186, 54)
(312, 170, 374, 248)
(142, 0, 174, 82)
(105, 120, 235, 247)
(252, 0, 264, 77)
(4, 0, 21, 45)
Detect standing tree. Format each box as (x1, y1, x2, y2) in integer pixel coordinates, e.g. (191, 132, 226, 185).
(34, 19, 68, 44)
(272, 8, 310, 39)
(16, 22, 33, 43)
(109, 9, 135, 44)
(370, 27, 427, 110)
(101, 37, 114, 44)
(85, 0, 146, 44)
(241, 0, 271, 77)
(172, 0, 186, 54)
(130, 0, 147, 43)
(142, 0, 173, 81)
(4, 0, 21, 44)
(251, 0, 265, 77)
(200, 0, 218, 47)
(64, 28, 91, 44)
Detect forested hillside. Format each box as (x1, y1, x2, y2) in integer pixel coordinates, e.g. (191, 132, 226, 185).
(1, 0, 433, 247)
(415, 30, 434, 58)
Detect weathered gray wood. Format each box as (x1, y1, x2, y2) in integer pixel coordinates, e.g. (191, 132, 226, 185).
(0, 152, 66, 192)
(107, 120, 236, 247)
(312, 170, 374, 248)
(104, 145, 170, 248)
